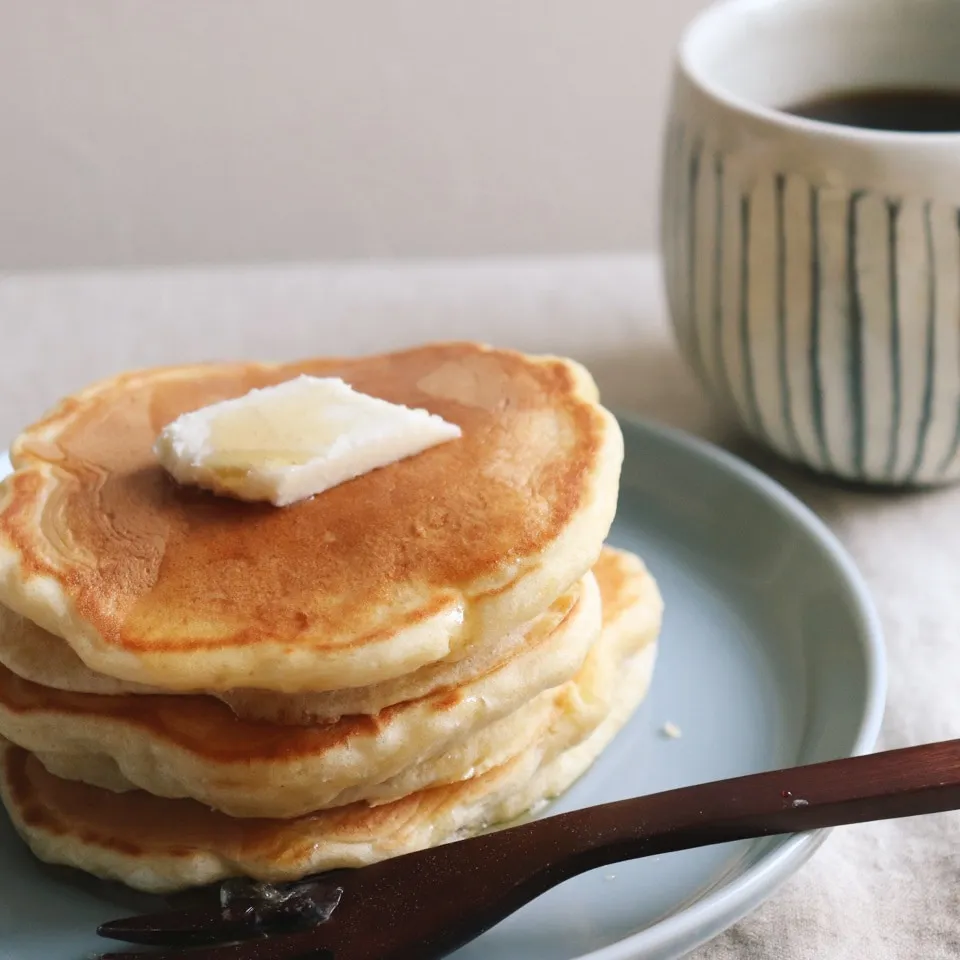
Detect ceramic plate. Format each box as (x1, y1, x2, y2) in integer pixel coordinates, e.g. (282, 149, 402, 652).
(0, 417, 885, 960)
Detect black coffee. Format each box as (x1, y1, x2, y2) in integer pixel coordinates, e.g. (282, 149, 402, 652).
(784, 87, 960, 133)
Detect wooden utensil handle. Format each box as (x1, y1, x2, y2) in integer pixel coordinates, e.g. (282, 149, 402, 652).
(551, 738, 960, 876)
(348, 739, 960, 960)
(94, 740, 960, 960)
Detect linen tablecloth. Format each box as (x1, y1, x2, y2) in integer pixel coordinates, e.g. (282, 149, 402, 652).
(1, 254, 958, 958)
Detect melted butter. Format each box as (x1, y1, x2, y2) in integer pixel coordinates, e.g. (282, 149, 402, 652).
(156, 375, 462, 506)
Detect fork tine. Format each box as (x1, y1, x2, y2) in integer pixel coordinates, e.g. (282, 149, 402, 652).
(98, 925, 336, 960)
(98, 905, 260, 946)
(99, 880, 344, 947)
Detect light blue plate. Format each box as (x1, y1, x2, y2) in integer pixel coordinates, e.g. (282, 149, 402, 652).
(0, 417, 885, 960)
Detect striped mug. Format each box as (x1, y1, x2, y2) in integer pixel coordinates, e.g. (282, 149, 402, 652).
(662, 0, 960, 485)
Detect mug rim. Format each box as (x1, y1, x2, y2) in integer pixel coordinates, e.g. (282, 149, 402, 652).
(678, 0, 960, 144)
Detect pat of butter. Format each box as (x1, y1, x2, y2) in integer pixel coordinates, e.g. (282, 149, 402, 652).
(154, 375, 461, 506)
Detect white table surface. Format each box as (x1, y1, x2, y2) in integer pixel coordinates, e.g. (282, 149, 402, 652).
(2, 253, 959, 958)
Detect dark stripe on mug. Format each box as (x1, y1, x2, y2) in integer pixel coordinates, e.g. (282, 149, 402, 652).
(739, 193, 767, 440)
(906, 201, 937, 481)
(712, 154, 733, 406)
(884, 201, 902, 480)
(808, 186, 833, 471)
(685, 140, 706, 382)
(775, 173, 801, 457)
(661, 120, 685, 339)
(846, 191, 866, 478)
(935, 211, 960, 477)
(657, 121, 674, 301)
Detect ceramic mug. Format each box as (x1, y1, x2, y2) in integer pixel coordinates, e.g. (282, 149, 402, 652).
(662, 0, 960, 485)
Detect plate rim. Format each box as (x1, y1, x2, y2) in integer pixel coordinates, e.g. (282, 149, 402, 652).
(0, 419, 886, 960)
(578, 414, 886, 960)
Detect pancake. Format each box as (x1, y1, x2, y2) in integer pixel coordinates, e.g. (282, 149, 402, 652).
(0, 553, 661, 894)
(34, 548, 662, 816)
(0, 344, 623, 693)
(0, 572, 604, 819)
(0, 606, 162, 697)
(0, 597, 568, 725)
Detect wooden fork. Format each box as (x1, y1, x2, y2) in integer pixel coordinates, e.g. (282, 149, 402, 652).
(97, 738, 960, 960)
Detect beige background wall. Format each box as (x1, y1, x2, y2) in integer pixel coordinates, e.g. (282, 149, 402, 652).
(0, 0, 708, 270)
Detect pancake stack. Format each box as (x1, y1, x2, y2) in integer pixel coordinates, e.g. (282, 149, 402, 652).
(0, 343, 662, 894)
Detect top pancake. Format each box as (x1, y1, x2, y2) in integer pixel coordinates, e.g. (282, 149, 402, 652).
(0, 343, 622, 692)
